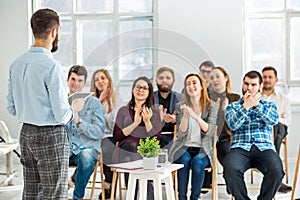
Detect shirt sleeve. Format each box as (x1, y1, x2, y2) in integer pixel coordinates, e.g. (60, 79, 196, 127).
(6, 68, 16, 116)
(47, 63, 73, 124)
(78, 98, 105, 140)
(225, 100, 249, 131)
(253, 101, 278, 126)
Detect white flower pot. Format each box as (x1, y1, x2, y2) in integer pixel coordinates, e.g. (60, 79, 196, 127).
(143, 156, 158, 170)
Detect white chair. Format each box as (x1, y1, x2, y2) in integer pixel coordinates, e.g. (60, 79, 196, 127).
(0, 120, 19, 190)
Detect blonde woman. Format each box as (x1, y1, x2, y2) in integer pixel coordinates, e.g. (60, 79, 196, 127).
(90, 69, 119, 199)
(169, 73, 218, 200)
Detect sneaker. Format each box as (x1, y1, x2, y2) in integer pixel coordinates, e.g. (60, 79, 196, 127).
(68, 173, 76, 188)
(98, 189, 111, 199)
(278, 183, 292, 193)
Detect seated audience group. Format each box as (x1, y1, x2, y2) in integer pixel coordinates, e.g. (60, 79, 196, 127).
(66, 62, 291, 200)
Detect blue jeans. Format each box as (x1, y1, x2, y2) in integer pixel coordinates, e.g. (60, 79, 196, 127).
(69, 148, 98, 200)
(223, 145, 284, 200)
(174, 147, 209, 200)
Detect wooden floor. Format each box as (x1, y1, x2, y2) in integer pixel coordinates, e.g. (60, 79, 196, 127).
(0, 156, 296, 200)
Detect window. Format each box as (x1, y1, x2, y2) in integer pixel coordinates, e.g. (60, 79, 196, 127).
(32, 0, 157, 104)
(244, 0, 300, 106)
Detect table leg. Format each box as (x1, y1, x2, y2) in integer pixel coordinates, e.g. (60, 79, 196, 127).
(164, 174, 175, 200)
(126, 174, 137, 200)
(6, 151, 13, 185)
(153, 176, 162, 200)
(139, 179, 147, 200)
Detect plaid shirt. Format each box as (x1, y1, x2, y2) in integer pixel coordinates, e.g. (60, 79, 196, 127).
(225, 98, 278, 152)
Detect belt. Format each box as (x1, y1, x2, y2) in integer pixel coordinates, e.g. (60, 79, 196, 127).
(23, 123, 64, 128)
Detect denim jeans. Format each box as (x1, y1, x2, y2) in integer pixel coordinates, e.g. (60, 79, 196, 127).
(69, 148, 98, 200)
(174, 147, 209, 200)
(223, 145, 284, 200)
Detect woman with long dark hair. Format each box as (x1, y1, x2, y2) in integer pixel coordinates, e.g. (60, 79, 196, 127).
(113, 76, 162, 200)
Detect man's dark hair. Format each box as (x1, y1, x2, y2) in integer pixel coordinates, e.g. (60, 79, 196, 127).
(68, 65, 88, 81)
(243, 70, 262, 84)
(31, 8, 60, 39)
(199, 60, 215, 70)
(262, 66, 278, 78)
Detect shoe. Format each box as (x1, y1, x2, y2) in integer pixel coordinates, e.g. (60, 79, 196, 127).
(278, 183, 292, 193)
(68, 173, 76, 188)
(98, 189, 111, 199)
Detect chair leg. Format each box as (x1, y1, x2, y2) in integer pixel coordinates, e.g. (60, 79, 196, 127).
(283, 137, 288, 183)
(90, 161, 98, 200)
(110, 169, 117, 200)
(291, 147, 300, 200)
(172, 170, 178, 200)
(99, 160, 105, 200)
(118, 172, 123, 200)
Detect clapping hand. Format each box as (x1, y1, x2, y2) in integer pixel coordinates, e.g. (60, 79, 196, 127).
(181, 104, 198, 119)
(243, 91, 261, 110)
(158, 105, 167, 122)
(133, 106, 142, 125)
(141, 106, 153, 125)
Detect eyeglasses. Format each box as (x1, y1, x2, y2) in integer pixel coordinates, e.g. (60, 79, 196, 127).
(200, 69, 211, 74)
(135, 85, 149, 91)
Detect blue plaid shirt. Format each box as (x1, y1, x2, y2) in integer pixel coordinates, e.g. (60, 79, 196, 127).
(225, 98, 278, 152)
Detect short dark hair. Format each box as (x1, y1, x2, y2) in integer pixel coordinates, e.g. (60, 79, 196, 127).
(31, 8, 60, 40)
(68, 65, 88, 81)
(156, 66, 175, 79)
(243, 70, 262, 84)
(199, 60, 215, 71)
(262, 66, 278, 78)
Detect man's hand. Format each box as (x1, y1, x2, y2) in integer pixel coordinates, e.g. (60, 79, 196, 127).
(158, 105, 167, 122)
(71, 98, 84, 113)
(243, 91, 261, 110)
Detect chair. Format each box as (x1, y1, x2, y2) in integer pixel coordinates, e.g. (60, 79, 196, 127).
(282, 137, 288, 183)
(173, 125, 218, 200)
(291, 146, 300, 200)
(68, 154, 105, 200)
(250, 129, 289, 184)
(0, 121, 19, 190)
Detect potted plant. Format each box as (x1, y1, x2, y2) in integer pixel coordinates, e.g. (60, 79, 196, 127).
(137, 136, 162, 170)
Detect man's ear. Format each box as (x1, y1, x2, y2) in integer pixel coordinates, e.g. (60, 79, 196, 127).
(275, 77, 279, 83)
(50, 28, 57, 39)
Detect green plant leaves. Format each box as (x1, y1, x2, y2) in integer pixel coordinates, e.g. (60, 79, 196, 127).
(137, 136, 161, 158)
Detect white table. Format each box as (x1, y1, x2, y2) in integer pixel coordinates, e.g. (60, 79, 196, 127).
(109, 160, 183, 200)
(0, 143, 19, 190)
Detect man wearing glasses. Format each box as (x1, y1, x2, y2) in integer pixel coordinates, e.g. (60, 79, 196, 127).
(199, 60, 215, 90)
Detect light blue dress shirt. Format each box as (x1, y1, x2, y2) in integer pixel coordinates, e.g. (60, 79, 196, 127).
(66, 96, 105, 155)
(7, 46, 73, 125)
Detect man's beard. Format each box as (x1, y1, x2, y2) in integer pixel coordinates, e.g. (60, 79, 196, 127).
(51, 34, 59, 52)
(157, 84, 172, 93)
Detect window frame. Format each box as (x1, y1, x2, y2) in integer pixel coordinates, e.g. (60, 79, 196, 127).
(31, 0, 158, 103)
(243, 0, 300, 107)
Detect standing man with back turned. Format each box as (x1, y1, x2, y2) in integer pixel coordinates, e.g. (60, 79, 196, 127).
(223, 70, 284, 200)
(7, 8, 73, 199)
(262, 66, 292, 193)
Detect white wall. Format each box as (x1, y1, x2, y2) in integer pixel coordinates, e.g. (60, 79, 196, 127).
(0, 0, 29, 140)
(0, 0, 299, 161)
